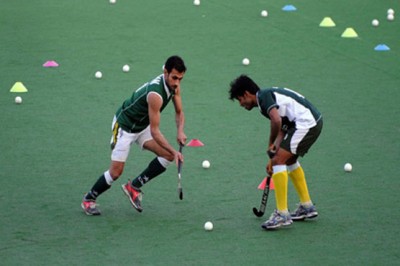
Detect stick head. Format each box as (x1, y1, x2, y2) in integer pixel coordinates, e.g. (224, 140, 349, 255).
(253, 207, 265, 217)
(179, 190, 183, 200)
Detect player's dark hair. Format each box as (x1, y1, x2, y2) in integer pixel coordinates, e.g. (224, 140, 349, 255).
(165, 55, 186, 73)
(229, 75, 260, 100)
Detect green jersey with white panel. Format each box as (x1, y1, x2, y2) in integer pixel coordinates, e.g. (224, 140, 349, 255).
(115, 74, 173, 133)
(256, 88, 322, 129)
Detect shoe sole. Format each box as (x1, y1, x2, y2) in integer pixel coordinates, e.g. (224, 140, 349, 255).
(121, 185, 143, 212)
(292, 212, 318, 221)
(262, 221, 293, 230)
(81, 203, 101, 216)
(306, 213, 318, 219)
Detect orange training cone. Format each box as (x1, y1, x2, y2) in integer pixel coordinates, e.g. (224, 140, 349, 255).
(187, 139, 204, 147)
(257, 177, 275, 190)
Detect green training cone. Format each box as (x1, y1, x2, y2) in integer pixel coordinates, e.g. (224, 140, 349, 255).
(341, 27, 358, 38)
(319, 17, 336, 27)
(10, 82, 28, 93)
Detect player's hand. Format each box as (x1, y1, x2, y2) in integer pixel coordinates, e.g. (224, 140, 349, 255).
(267, 145, 277, 159)
(175, 151, 184, 166)
(177, 132, 187, 147)
(266, 160, 273, 176)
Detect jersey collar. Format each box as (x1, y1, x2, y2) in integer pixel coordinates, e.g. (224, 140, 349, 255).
(256, 91, 262, 111)
(162, 74, 172, 98)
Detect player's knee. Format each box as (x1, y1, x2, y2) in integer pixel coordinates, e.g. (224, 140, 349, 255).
(163, 152, 175, 162)
(109, 163, 124, 180)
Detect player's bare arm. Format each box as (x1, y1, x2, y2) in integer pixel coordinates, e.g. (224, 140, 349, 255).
(274, 130, 285, 149)
(148, 92, 177, 158)
(268, 107, 282, 149)
(172, 88, 187, 146)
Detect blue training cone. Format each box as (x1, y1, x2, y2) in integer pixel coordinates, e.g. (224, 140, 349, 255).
(374, 44, 390, 51)
(282, 5, 297, 11)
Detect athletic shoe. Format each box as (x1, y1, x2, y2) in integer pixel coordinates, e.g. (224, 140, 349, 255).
(261, 210, 293, 230)
(290, 203, 318, 221)
(81, 199, 101, 216)
(121, 182, 143, 212)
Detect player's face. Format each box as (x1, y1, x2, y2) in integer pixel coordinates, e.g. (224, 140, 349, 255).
(165, 68, 184, 92)
(237, 92, 255, 110)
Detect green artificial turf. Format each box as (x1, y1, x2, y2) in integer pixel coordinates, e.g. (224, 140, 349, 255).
(1, 0, 399, 265)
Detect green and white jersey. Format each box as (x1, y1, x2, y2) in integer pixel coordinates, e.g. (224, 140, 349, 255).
(115, 74, 173, 133)
(257, 88, 322, 129)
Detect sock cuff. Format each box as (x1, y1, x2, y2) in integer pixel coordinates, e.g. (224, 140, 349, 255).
(302, 201, 313, 207)
(287, 161, 301, 172)
(157, 157, 172, 168)
(104, 170, 114, 185)
(273, 165, 287, 174)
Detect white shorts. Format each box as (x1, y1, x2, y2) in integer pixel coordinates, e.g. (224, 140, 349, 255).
(110, 116, 153, 162)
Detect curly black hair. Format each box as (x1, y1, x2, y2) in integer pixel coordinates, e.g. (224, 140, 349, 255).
(228, 75, 260, 100)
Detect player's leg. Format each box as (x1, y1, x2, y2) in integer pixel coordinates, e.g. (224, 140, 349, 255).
(262, 148, 293, 230)
(287, 121, 323, 220)
(287, 158, 310, 203)
(82, 117, 132, 215)
(122, 126, 174, 212)
(130, 126, 174, 188)
(287, 159, 317, 220)
(130, 139, 174, 188)
(287, 158, 316, 218)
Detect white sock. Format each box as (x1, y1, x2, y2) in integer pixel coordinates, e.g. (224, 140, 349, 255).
(157, 157, 173, 168)
(104, 170, 114, 185)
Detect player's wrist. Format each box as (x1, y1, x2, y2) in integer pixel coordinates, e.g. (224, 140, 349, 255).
(267, 145, 276, 159)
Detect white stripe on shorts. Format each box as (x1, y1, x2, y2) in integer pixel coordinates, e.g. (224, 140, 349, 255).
(290, 128, 309, 154)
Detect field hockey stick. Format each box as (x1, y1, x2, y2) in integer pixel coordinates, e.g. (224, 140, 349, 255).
(252, 175, 271, 217)
(253, 147, 276, 217)
(177, 144, 184, 200)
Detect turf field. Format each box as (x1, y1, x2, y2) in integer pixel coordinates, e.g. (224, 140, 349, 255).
(1, 0, 399, 265)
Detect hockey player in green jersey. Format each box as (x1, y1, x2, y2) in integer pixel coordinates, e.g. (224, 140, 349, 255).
(229, 75, 323, 230)
(82, 56, 187, 215)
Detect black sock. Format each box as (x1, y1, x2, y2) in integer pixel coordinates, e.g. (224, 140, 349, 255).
(131, 157, 167, 188)
(84, 174, 111, 200)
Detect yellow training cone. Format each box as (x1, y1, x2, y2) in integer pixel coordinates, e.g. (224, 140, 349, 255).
(341, 27, 358, 38)
(319, 17, 336, 27)
(10, 82, 28, 93)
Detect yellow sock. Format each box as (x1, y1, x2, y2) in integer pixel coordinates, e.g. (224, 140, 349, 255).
(272, 169, 288, 212)
(289, 165, 311, 204)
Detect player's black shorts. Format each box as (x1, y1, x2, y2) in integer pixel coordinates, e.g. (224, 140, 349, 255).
(280, 118, 323, 157)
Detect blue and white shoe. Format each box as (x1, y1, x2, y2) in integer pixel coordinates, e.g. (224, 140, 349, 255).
(261, 210, 293, 230)
(290, 203, 318, 221)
